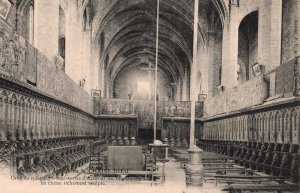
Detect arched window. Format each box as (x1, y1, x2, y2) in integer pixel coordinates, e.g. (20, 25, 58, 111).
(28, 5, 34, 44)
(238, 11, 258, 84)
(207, 5, 223, 97)
(24, 3, 34, 44)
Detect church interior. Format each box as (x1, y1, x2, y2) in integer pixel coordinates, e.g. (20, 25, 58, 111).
(1, 0, 300, 192)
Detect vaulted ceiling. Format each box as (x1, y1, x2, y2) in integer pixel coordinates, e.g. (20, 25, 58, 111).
(90, 0, 228, 85)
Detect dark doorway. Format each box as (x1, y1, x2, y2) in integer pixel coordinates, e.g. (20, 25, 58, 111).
(137, 129, 161, 145)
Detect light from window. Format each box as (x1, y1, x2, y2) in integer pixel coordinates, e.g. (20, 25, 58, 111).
(137, 81, 150, 95)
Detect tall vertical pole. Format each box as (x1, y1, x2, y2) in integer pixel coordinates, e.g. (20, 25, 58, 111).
(154, 0, 160, 141)
(190, 0, 199, 148)
(186, 0, 203, 187)
(148, 63, 152, 101)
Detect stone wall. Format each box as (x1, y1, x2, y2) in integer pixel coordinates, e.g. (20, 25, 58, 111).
(36, 50, 93, 113)
(203, 75, 268, 118)
(113, 67, 173, 100)
(275, 57, 299, 96)
(282, 0, 300, 64)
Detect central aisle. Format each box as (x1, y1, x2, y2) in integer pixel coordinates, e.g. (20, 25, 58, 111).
(100, 158, 225, 193)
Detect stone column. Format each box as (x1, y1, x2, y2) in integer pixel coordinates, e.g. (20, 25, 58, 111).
(182, 65, 188, 101)
(65, 1, 84, 85)
(101, 67, 106, 97)
(221, 7, 239, 90)
(207, 32, 216, 97)
(197, 40, 209, 97)
(258, 0, 282, 72)
(34, 0, 59, 62)
(83, 23, 92, 93)
(90, 42, 100, 92)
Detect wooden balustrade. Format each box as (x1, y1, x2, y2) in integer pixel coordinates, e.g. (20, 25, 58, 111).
(95, 116, 138, 146)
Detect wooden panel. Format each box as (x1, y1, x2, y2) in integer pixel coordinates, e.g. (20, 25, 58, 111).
(270, 112, 276, 143)
(263, 113, 270, 142)
(291, 108, 300, 144)
(283, 110, 292, 143)
(107, 146, 143, 171)
(275, 111, 283, 143)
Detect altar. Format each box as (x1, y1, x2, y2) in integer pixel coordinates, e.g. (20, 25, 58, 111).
(107, 146, 143, 171)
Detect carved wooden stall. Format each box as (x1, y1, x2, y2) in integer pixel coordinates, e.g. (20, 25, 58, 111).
(95, 99, 204, 146)
(161, 101, 203, 147)
(0, 27, 105, 178)
(95, 115, 138, 146)
(199, 57, 300, 183)
(200, 104, 300, 183)
(0, 76, 100, 178)
(95, 99, 138, 145)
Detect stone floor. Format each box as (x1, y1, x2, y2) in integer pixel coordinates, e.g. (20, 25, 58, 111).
(84, 158, 225, 193)
(0, 157, 226, 193)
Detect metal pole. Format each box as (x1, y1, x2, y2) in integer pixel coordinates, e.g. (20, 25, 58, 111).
(190, 0, 199, 148)
(186, 1, 203, 187)
(154, 0, 160, 141)
(148, 63, 152, 101)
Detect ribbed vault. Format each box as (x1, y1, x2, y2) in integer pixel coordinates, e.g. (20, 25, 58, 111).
(90, 0, 228, 99)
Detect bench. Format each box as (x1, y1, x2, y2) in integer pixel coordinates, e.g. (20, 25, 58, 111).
(204, 167, 253, 175)
(203, 163, 235, 167)
(205, 174, 286, 185)
(223, 184, 298, 193)
(86, 170, 163, 181)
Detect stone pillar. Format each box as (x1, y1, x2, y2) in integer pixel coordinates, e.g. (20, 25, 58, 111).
(65, 1, 84, 85)
(221, 8, 239, 90)
(83, 26, 92, 93)
(197, 40, 209, 97)
(207, 32, 216, 98)
(182, 65, 188, 101)
(258, 0, 282, 72)
(101, 67, 105, 97)
(175, 83, 179, 101)
(187, 147, 204, 187)
(34, 0, 59, 62)
(90, 41, 101, 92)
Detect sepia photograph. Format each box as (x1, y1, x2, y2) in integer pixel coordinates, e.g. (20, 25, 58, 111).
(0, 0, 299, 193)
